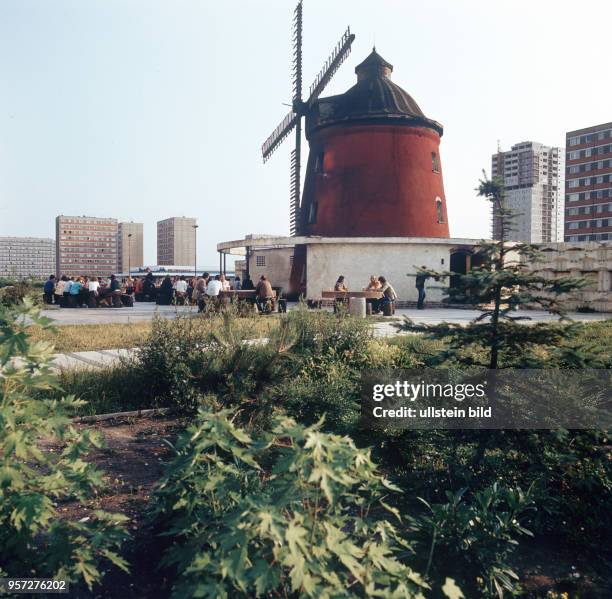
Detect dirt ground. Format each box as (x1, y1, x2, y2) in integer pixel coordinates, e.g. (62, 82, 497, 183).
(45, 415, 182, 598)
(44, 415, 610, 598)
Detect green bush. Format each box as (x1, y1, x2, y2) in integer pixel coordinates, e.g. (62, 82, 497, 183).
(411, 484, 534, 598)
(149, 409, 444, 598)
(0, 300, 128, 588)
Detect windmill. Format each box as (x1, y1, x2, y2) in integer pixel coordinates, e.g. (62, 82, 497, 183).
(261, 0, 355, 235)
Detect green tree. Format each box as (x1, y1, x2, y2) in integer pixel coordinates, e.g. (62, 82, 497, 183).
(0, 299, 128, 588)
(399, 173, 590, 369)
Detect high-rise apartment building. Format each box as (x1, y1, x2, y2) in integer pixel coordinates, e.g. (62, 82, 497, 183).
(491, 142, 564, 243)
(564, 122, 612, 242)
(157, 217, 197, 266)
(56, 215, 118, 278)
(0, 237, 55, 280)
(118, 222, 144, 274)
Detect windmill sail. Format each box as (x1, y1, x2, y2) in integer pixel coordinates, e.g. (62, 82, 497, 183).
(260, 0, 354, 236)
(307, 28, 355, 105)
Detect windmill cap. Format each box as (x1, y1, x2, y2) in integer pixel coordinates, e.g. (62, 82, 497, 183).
(355, 48, 393, 80)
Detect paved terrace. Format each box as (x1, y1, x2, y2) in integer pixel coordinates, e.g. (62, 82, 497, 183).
(37, 303, 609, 371)
(40, 302, 610, 328)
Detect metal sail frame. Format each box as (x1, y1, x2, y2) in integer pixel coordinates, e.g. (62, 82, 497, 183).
(261, 1, 355, 236)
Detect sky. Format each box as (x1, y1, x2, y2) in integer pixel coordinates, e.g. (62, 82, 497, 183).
(1, 0, 611, 269)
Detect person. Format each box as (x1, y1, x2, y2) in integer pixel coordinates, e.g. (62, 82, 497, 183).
(365, 275, 382, 313)
(69, 277, 83, 308)
(334, 276, 348, 292)
(195, 272, 209, 312)
(242, 274, 254, 290)
(366, 275, 381, 291)
(63, 277, 73, 307)
(174, 276, 188, 305)
(378, 276, 397, 315)
(219, 273, 231, 292)
(205, 274, 222, 298)
(110, 274, 123, 307)
(43, 275, 55, 304)
(157, 275, 174, 305)
(143, 272, 156, 302)
(233, 276, 242, 291)
(255, 275, 274, 314)
(333, 275, 348, 313)
(54, 276, 66, 306)
(415, 266, 437, 310)
(88, 276, 100, 307)
(134, 276, 144, 301)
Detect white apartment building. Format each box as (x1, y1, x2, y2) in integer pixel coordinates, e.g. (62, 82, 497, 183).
(491, 141, 564, 242)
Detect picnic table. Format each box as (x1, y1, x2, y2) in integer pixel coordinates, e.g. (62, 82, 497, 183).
(321, 290, 383, 299)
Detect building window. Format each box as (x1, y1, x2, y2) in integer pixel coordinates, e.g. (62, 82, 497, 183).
(308, 201, 318, 224)
(256, 255, 266, 267)
(431, 152, 440, 173)
(435, 197, 445, 223)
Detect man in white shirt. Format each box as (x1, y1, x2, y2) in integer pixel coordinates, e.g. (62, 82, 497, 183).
(174, 276, 188, 305)
(206, 275, 222, 297)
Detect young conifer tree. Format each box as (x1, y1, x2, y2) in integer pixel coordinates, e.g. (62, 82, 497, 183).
(398, 173, 590, 368)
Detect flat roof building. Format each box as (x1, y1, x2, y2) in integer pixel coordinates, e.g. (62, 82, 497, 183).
(0, 236, 55, 280)
(157, 217, 197, 267)
(118, 222, 144, 275)
(565, 122, 612, 242)
(491, 141, 564, 243)
(56, 215, 118, 278)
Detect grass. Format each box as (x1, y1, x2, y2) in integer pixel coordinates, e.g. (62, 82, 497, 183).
(27, 314, 276, 353)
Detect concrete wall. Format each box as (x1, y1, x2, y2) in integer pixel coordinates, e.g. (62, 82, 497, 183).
(305, 241, 453, 302)
(248, 248, 293, 294)
(521, 241, 612, 312)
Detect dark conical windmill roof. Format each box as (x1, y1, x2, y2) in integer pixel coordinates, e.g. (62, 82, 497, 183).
(355, 48, 393, 74)
(306, 49, 442, 136)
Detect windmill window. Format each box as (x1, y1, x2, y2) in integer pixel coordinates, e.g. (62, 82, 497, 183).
(315, 152, 325, 173)
(256, 255, 266, 267)
(431, 152, 440, 173)
(435, 197, 445, 223)
(308, 202, 318, 224)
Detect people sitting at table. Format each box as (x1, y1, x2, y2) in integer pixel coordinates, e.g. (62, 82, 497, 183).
(242, 275, 255, 290)
(174, 275, 188, 305)
(378, 276, 398, 315)
(255, 275, 274, 314)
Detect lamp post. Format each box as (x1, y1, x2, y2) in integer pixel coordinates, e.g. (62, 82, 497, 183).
(127, 233, 132, 279)
(192, 224, 199, 278)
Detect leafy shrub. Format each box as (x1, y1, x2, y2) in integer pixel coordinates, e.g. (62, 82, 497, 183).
(412, 484, 534, 598)
(0, 300, 128, 588)
(150, 409, 439, 598)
